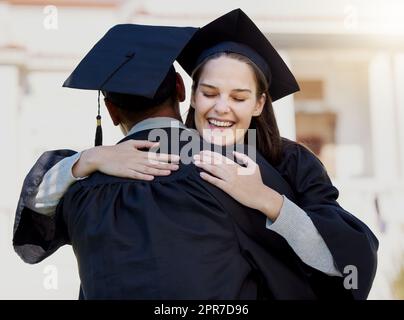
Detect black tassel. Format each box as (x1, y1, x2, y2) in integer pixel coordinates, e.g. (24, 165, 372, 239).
(93, 54, 135, 147)
(95, 115, 102, 146)
(95, 90, 103, 146)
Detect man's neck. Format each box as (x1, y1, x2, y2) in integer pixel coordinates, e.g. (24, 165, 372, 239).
(128, 106, 182, 130)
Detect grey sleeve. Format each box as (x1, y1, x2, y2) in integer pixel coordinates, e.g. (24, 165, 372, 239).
(266, 195, 343, 277)
(34, 152, 87, 216)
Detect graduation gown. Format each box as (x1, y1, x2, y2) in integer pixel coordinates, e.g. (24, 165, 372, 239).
(13, 128, 378, 299)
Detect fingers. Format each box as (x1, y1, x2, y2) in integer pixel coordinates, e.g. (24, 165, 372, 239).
(133, 163, 174, 177)
(232, 151, 259, 176)
(122, 165, 172, 180)
(202, 150, 231, 164)
(193, 151, 235, 181)
(193, 159, 227, 180)
(194, 150, 235, 166)
(127, 170, 155, 181)
(145, 161, 179, 171)
(199, 172, 228, 191)
(233, 151, 257, 168)
(145, 152, 180, 164)
(130, 140, 160, 150)
(122, 140, 181, 165)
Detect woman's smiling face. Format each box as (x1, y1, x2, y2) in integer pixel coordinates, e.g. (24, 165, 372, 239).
(191, 55, 266, 145)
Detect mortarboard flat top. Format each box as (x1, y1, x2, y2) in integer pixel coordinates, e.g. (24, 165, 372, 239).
(63, 24, 197, 99)
(177, 9, 300, 102)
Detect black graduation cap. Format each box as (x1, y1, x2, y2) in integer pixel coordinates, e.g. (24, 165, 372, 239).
(63, 24, 198, 146)
(177, 8, 300, 102)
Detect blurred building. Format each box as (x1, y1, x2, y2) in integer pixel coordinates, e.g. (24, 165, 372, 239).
(1, 0, 403, 299)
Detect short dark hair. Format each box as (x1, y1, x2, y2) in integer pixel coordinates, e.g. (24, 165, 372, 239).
(103, 66, 177, 114)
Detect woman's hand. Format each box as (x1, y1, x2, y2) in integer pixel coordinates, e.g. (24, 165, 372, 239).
(72, 140, 180, 181)
(193, 150, 284, 221)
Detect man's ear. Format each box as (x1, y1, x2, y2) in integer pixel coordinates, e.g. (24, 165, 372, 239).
(252, 93, 266, 117)
(104, 99, 121, 126)
(175, 72, 186, 102)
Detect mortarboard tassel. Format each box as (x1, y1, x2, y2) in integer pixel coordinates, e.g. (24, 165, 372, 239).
(94, 52, 136, 147)
(95, 90, 103, 146)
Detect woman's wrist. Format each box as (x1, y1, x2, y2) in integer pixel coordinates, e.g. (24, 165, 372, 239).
(259, 186, 284, 222)
(72, 147, 103, 178)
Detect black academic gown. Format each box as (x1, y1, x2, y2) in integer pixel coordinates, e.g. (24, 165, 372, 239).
(13, 128, 378, 300)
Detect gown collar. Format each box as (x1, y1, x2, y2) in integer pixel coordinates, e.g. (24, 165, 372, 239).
(126, 117, 188, 136)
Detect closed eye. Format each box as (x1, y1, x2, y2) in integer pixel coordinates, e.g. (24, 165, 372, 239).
(203, 93, 217, 98)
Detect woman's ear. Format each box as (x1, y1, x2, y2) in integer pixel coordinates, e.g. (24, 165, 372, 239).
(190, 91, 196, 109)
(252, 93, 266, 117)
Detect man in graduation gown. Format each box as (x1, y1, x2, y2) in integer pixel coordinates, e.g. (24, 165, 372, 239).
(13, 12, 378, 300)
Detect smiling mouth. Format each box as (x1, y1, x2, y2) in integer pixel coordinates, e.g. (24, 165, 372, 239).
(207, 118, 235, 128)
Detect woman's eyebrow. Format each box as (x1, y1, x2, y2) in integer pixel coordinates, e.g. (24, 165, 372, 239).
(199, 83, 217, 89)
(232, 88, 252, 93)
(200, 83, 251, 93)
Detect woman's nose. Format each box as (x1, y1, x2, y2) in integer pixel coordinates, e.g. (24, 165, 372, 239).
(214, 96, 231, 114)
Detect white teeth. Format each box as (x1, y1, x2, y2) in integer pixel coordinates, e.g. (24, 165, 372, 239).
(209, 119, 234, 127)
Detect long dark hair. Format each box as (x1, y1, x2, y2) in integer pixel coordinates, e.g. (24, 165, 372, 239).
(185, 52, 285, 166)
